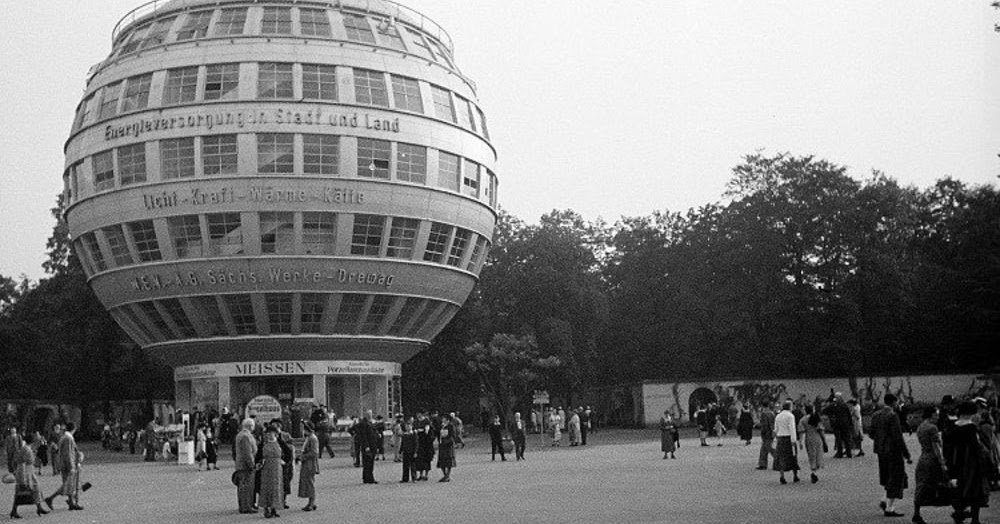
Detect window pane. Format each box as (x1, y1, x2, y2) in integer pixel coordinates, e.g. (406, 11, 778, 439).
(163, 67, 199, 105)
(128, 220, 162, 262)
(377, 22, 406, 51)
(302, 64, 336, 100)
(140, 17, 175, 49)
(299, 8, 331, 37)
(257, 133, 294, 174)
(448, 228, 471, 267)
(334, 294, 366, 334)
(259, 212, 294, 254)
(386, 217, 418, 259)
(258, 63, 294, 99)
(72, 94, 95, 132)
(409, 31, 435, 60)
(82, 232, 107, 272)
(176, 10, 213, 40)
(191, 295, 228, 336)
(99, 82, 122, 120)
(261, 6, 292, 34)
(477, 107, 490, 139)
(431, 85, 455, 122)
(118, 143, 147, 186)
(120, 24, 149, 55)
(161, 138, 195, 179)
(167, 215, 203, 258)
(361, 295, 394, 334)
(437, 151, 459, 191)
(102, 224, 134, 266)
(160, 298, 198, 338)
(462, 159, 479, 197)
(456, 95, 476, 130)
(351, 214, 384, 256)
(92, 151, 115, 192)
(388, 297, 421, 335)
(353, 69, 388, 107)
(214, 8, 247, 36)
(121, 74, 153, 112)
(207, 213, 243, 255)
(303, 134, 338, 175)
(396, 143, 426, 184)
(266, 294, 293, 334)
(300, 293, 326, 333)
(302, 212, 336, 255)
(205, 63, 239, 100)
(224, 295, 256, 335)
(391, 75, 423, 112)
(467, 236, 487, 271)
(357, 138, 390, 179)
(138, 302, 174, 339)
(202, 135, 238, 175)
(342, 14, 375, 44)
(423, 222, 452, 263)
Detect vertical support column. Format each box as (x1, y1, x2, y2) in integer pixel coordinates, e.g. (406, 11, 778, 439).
(312, 374, 326, 409)
(218, 377, 231, 414)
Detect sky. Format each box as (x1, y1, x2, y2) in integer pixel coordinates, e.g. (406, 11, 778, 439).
(1, 1, 997, 282)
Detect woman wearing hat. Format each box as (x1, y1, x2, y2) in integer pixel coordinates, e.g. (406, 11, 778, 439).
(297, 422, 319, 511)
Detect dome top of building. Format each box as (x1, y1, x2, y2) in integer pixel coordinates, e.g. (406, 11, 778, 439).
(112, 0, 453, 51)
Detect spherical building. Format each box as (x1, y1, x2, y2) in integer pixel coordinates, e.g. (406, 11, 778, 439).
(63, 0, 497, 419)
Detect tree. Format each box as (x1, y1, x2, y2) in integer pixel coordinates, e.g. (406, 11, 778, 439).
(464, 334, 560, 422)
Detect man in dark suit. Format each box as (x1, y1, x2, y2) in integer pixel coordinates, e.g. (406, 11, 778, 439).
(356, 410, 379, 484)
(870, 393, 911, 518)
(578, 407, 590, 446)
(489, 415, 506, 461)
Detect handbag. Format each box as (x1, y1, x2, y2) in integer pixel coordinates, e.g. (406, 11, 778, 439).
(1, 472, 14, 484)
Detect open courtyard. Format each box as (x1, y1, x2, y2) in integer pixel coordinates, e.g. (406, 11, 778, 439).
(7, 429, 996, 524)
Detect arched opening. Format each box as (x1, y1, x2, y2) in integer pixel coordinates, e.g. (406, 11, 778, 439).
(688, 387, 718, 423)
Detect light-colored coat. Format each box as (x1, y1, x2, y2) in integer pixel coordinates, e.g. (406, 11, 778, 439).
(298, 433, 319, 499)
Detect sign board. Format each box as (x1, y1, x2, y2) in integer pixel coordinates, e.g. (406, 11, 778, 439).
(532, 390, 550, 405)
(246, 395, 282, 423)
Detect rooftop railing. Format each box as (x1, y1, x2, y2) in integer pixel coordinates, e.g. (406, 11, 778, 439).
(111, 0, 454, 52)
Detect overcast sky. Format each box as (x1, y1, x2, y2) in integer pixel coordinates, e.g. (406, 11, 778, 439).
(1, 1, 997, 282)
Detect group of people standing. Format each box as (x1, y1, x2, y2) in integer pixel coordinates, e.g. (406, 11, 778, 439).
(4, 423, 84, 518)
(546, 407, 591, 447)
(233, 417, 315, 518)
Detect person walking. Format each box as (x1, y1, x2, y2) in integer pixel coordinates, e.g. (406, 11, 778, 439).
(43, 422, 82, 511)
(258, 427, 284, 519)
(797, 405, 827, 483)
(870, 393, 911, 518)
(398, 418, 417, 482)
(234, 419, 258, 514)
(945, 401, 991, 524)
(437, 416, 456, 482)
(29, 432, 45, 476)
(757, 403, 777, 470)
(297, 422, 319, 511)
(660, 411, 677, 459)
(9, 434, 49, 519)
(357, 410, 379, 484)
(489, 415, 507, 461)
(774, 401, 801, 485)
(4, 428, 21, 475)
(912, 407, 950, 524)
(511, 412, 527, 461)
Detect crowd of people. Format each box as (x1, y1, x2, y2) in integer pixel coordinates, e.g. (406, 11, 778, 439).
(3, 423, 85, 518)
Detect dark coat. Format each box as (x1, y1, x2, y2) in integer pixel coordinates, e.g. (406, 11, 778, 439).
(870, 407, 910, 497)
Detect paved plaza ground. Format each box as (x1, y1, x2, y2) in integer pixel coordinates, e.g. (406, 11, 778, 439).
(6, 429, 997, 524)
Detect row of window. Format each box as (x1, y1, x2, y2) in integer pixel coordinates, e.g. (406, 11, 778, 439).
(74, 212, 491, 276)
(111, 293, 460, 346)
(113, 6, 454, 69)
(74, 63, 488, 139)
(66, 133, 497, 206)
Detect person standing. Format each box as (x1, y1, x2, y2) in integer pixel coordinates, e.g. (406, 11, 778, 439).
(357, 410, 379, 484)
(258, 427, 284, 519)
(205, 425, 219, 471)
(511, 412, 527, 461)
(272, 420, 294, 511)
(695, 406, 710, 447)
(399, 418, 417, 482)
(451, 412, 465, 449)
(946, 401, 991, 524)
(824, 393, 853, 459)
(489, 415, 507, 461)
(234, 419, 258, 514)
(392, 414, 405, 462)
(297, 422, 319, 511)
(797, 405, 827, 483)
(5, 428, 21, 475)
(737, 405, 755, 446)
(437, 416, 456, 482)
(195, 423, 207, 471)
(10, 434, 49, 519)
(579, 407, 590, 446)
(870, 393, 911, 518)
(757, 403, 776, 470)
(660, 411, 677, 459)
(43, 422, 82, 511)
(774, 401, 800, 485)
(848, 399, 865, 457)
(550, 409, 563, 446)
(713, 412, 727, 446)
(47, 426, 60, 475)
(912, 407, 949, 524)
(414, 412, 435, 481)
(568, 410, 581, 447)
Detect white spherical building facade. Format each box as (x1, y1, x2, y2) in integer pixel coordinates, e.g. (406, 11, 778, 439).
(63, 0, 497, 418)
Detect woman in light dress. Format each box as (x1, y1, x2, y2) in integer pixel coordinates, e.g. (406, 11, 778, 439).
(550, 409, 563, 446)
(568, 411, 582, 446)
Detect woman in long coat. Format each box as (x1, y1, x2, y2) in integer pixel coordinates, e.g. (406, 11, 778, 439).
(737, 407, 755, 445)
(414, 414, 435, 481)
(10, 434, 48, 519)
(659, 411, 677, 459)
(258, 427, 284, 519)
(436, 416, 456, 482)
(912, 407, 949, 524)
(297, 422, 319, 511)
(797, 406, 826, 483)
(568, 411, 582, 446)
(946, 401, 991, 524)
(550, 410, 563, 446)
